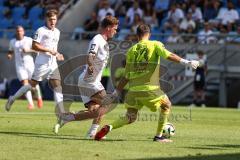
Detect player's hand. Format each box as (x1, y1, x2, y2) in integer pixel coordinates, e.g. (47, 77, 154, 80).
(50, 50, 58, 56)
(87, 65, 94, 75)
(101, 90, 119, 105)
(56, 53, 64, 61)
(189, 60, 200, 69)
(7, 54, 13, 60)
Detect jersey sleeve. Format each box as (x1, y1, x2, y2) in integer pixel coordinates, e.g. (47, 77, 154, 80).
(124, 47, 133, 79)
(87, 37, 99, 54)
(33, 28, 42, 43)
(155, 41, 171, 59)
(8, 40, 14, 52)
(24, 37, 33, 49)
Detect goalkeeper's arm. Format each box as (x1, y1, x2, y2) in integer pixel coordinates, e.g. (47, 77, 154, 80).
(167, 53, 200, 69)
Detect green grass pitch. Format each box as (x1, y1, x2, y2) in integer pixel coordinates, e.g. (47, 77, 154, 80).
(0, 99, 240, 160)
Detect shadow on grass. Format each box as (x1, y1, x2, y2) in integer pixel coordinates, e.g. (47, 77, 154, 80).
(184, 144, 240, 150)
(126, 153, 240, 160)
(0, 131, 125, 141)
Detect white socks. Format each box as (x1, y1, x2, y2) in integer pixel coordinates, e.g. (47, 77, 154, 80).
(35, 84, 42, 100)
(87, 124, 100, 136)
(25, 90, 34, 106)
(54, 87, 65, 113)
(12, 84, 32, 100)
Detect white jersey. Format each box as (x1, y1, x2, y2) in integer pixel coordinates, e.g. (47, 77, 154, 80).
(81, 34, 109, 83)
(33, 26, 60, 65)
(9, 36, 34, 69)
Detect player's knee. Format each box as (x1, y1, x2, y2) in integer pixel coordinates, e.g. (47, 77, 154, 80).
(161, 101, 171, 112)
(126, 113, 138, 123)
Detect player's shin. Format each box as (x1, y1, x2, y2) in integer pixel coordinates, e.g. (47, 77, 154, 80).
(25, 90, 34, 106)
(35, 84, 42, 100)
(156, 109, 170, 137)
(13, 84, 32, 100)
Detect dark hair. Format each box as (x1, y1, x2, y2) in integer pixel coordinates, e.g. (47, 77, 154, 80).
(136, 24, 151, 37)
(45, 9, 58, 18)
(197, 50, 204, 55)
(101, 16, 119, 28)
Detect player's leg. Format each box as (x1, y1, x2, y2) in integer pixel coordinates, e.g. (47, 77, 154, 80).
(4, 76, 36, 111)
(95, 108, 138, 140)
(22, 79, 34, 110)
(85, 90, 106, 138)
(49, 79, 65, 114)
(33, 84, 43, 108)
(154, 95, 172, 142)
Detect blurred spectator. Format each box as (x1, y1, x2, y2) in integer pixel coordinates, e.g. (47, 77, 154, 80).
(230, 26, 240, 43)
(84, 12, 99, 32)
(216, 1, 239, 26)
(164, 3, 184, 30)
(183, 25, 197, 43)
(114, 0, 134, 17)
(41, 0, 61, 10)
(98, 0, 115, 21)
(217, 25, 229, 44)
(71, 12, 99, 40)
(125, 1, 143, 27)
(143, 1, 158, 29)
(124, 13, 143, 41)
(179, 12, 196, 32)
(131, 13, 143, 34)
(166, 25, 183, 43)
(203, 0, 220, 22)
(4, 0, 17, 9)
(0, 77, 7, 98)
(188, 3, 203, 23)
(154, 0, 170, 25)
(197, 22, 216, 44)
(191, 50, 207, 107)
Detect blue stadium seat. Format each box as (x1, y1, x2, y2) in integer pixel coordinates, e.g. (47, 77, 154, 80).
(32, 19, 44, 30)
(0, 18, 13, 29)
(150, 28, 162, 41)
(118, 16, 125, 29)
(15, 18, 30, 28)
(6, 31, 15, 39)
(0, 6, 8, 18)
(12, 7, 26, 21)
(0, 0, 5, 6)
(29, 7, 43, 22)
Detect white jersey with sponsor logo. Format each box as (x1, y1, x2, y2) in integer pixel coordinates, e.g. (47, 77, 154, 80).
(81, 34, 109, 83)
(9, 36, 34, 69)
(33, 26, 60, 65)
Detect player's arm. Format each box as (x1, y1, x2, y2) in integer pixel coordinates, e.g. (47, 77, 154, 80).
(86, 52, 96, 74)
(7, 40, 14, 60)
(7, 51, 14, 60)
(115, 77, 129, 92)
(167, 53, 199, 69)
(22, 48, 38, 54)
(32, 41, 57, 55)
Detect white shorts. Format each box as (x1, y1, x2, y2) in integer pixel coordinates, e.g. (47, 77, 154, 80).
(32, 62, 60, 81)
(16, 66, 34, 81)
(78, 74, 104, 104)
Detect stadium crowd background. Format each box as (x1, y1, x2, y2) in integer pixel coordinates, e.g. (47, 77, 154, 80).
(72, 0, 240, 44)
(0, 0, 240, 43)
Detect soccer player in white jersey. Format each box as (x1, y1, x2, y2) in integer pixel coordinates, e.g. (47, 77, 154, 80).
(7, 26, 43, 110)
(5, 10, 65, 116)
(54, 16, 119, 138)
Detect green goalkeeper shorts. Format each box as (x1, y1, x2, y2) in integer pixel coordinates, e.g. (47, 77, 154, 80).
(124, 89, 168, 112)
